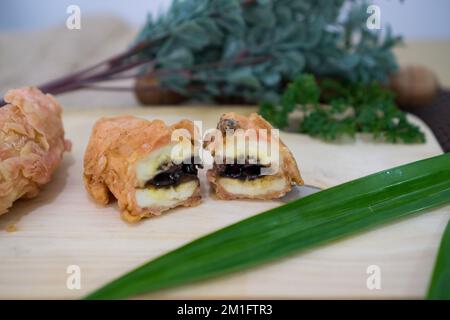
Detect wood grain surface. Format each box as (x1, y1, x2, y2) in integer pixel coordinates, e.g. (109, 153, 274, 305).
(0, 106, 448, 299)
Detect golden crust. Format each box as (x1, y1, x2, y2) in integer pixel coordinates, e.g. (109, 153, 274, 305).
(0, 87, 70, 215)
(207, 112, 303, 200)
(83, 116, 200, 223)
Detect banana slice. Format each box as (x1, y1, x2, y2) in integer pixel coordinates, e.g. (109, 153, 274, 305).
(206, 112, 303, 200)
(84, 116, 201, 222)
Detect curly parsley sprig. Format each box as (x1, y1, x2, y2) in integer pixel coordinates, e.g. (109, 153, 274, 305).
(259, 74, 425, 143)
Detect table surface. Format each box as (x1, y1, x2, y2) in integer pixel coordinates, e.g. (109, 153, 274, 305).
(0, 106, 448, 299)
(0, 17, 449, 299)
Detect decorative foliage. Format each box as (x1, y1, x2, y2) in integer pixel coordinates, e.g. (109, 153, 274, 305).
(2, 0, 407, 144)
(84, 154, 450, 299)
(427, 220, 450, 300)
(4, 0, 401, 107)
(260, 74, 425, 143)
(135, 0, 401, 103)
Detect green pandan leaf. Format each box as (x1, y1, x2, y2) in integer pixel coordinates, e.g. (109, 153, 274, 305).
(427, 220, 450, 300)
(85, 154, 450, 299)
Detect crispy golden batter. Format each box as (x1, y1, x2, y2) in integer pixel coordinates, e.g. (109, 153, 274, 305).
(0, 87, 70, 215)
(206, 112, 303, 200)
(83, 116, 201, 223)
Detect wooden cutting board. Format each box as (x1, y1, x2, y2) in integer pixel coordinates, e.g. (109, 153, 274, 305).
(0, 106, 448, 299)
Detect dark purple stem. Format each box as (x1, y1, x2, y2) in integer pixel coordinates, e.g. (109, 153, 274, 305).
(0, 36, 166, 106)
(0, 2, 261, 107)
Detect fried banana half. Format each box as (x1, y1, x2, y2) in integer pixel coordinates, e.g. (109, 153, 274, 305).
(83, 116, 202, 222)
(0, 87, 71, 215)
(206, 112, 303, 200)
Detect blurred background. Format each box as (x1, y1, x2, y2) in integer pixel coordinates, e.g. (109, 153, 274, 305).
(1, 0, 450, 40)
(1, 0, 450, 301)
(1, 0, 449, 111)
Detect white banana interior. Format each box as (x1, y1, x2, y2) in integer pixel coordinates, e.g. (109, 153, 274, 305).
(135, 143, 195, 186)
(135, 180, 198, 208)
(135, 143, 198, 209)
(214, 140, 285, 197)
(214, 139, 278, 166)
(218, 175, 288, 197)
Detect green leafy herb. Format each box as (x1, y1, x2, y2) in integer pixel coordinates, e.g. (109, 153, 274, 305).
(135, 0, 401, 103)
(427, 219, 450, 300)
(260, 74, 425, 143)
(85, 154, 450, 299)
(10, 0, 401, 106)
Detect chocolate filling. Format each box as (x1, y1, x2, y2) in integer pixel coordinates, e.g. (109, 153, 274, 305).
(215, 163, 265, 181)
(146, 158, 202, 188)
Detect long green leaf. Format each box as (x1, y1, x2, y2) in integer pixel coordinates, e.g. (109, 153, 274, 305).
(86, 153, 450, 299)
(427, 220, 450, 299)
